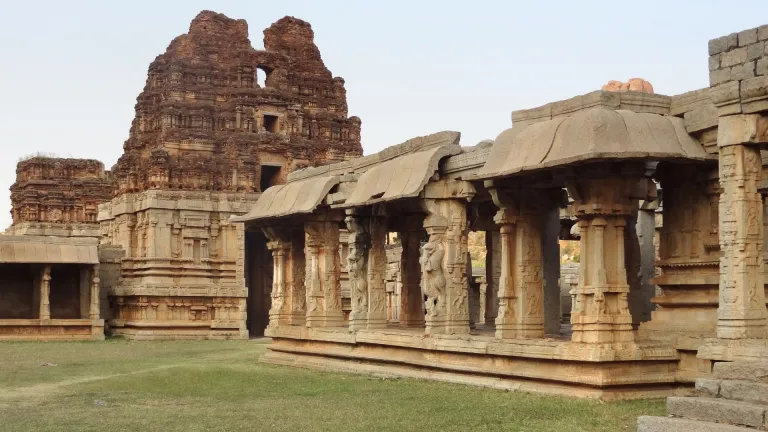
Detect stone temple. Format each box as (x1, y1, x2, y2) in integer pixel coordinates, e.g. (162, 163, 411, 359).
(4, 10, 768, 412)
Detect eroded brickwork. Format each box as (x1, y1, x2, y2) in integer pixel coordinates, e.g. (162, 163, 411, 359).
(111, 11, 362, 195)
(8, 157, 113, 237)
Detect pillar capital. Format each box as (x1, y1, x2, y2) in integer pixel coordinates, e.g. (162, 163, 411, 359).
(717, 114, 768, 148)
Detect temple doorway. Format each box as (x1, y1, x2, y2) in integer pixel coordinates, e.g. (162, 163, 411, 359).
(245, 231, 272, 337)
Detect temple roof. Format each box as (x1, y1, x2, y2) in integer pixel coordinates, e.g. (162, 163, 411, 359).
(474, 107, 713, 180)
(0, 236, 99, 264)
(233, 131, 461, 224)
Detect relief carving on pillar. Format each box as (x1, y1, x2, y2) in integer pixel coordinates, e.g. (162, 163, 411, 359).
(420, 196, 470, 334)
(345, 213, 369, 328)
(421, 232, 446, 319)
(716, 143, 768, 339)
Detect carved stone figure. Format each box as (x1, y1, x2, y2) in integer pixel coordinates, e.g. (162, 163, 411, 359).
(421, 235, 446, 317)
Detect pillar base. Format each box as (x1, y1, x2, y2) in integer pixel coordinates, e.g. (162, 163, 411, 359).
(495, 324, 544, 339)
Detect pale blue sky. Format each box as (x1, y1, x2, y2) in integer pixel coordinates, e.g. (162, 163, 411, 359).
(1, 1, 767, 229)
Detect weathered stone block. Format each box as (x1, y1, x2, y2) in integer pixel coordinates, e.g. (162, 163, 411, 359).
(758, 57, 768, 76)
(718, 114, 768, 146)
(710, 68, 731, 86)
(713, 361, 768, 382)
(667, 397, 766, 429)
(760, 25, 768, 41)
(730, 61, 755, 81)
(738, 28, 758, 47)
(709, 54, 721, 71)
(721, 47, 748, 68)
(637, 416, 756, 432)
(747, 41, 765, 61)
(720, 380, 768, 405)
(695, 378, 721, 397)
(710, 33, 739, 55)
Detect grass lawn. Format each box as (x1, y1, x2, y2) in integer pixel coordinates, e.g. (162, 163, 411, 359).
(0, 339, 664, 431)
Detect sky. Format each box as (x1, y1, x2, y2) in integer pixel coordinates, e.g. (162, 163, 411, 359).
(1, 0, 768, 229)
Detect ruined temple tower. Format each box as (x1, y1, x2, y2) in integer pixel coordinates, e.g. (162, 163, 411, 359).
(98, 11, 363, 339)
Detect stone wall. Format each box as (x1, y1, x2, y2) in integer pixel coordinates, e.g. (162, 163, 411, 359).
(709, 25, 768, 115)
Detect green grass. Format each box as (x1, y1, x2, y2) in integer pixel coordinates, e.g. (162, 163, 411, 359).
(0, 340, 664, 431)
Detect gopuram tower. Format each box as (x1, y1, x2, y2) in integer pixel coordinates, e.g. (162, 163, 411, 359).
(98, 11, 363, 339)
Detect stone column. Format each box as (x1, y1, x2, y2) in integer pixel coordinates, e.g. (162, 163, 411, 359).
(567, 173, 650, 344)
(399, 215, 425, 328)
(484, 230, 501, 327)
(492, 205, 544, 339)
(345, 211, 370, 331)
(305, 214, 344, 328)
(366, 211, 388, 329)
(39, 264, 51, 320)
(90, 264, 100, 320)
(421, 198, 470, 335)
(717, 114, 768, 339)
(264, 228, 291, 330)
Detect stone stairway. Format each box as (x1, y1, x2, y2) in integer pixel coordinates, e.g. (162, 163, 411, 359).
(638, 361, 768, 431)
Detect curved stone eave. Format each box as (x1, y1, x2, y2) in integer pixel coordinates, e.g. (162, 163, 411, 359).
(230, 175, 340, 224)
(471, 107, 715, 182)
(472, 151, 716, 181)
(333, 144, 463, 209)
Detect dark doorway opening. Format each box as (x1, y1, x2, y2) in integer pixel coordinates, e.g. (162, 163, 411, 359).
(50, 264, 81, 319)
(260, 165, 282, 192)
(0, 264, 35, 319)
(245, 231, 272, 337)
(264, 115, 279, 133)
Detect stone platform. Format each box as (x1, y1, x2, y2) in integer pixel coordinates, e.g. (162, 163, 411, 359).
(0, 319, 104, 341)
(262, 327, 686, 400)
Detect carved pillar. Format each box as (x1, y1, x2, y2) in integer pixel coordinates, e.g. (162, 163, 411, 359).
(39, 264, 51, 320)
(288, 227, 306, 325)
(345, 211, 370, 331)
(567, 172, 650, 344)
(90, 264, 100, 320)
(265, 228, 291, 330)
(399, 215, 425, 328)
(367, 211, 388, 329)
(492, 205, 544, 339)
(717, 115, 768, 339)
(421, 198, 470, 335)
(305, 215, 344, 328)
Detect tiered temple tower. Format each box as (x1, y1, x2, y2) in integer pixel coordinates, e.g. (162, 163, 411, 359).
(98, 11, 363, 339)
(8, 157, 113, 238)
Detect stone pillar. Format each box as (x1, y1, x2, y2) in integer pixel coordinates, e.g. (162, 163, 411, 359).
(421, 199, 470, 335)
(305, 215, 344, 328)
(717, 114, 768, 339)
(366, 212, 388, 329)
(399, 215, 425, 328)
(484, 230, 501, 327)
(345, 211, 370, 331)
(492, 204, 544, 339)
(90, 264, 100, 320)
(567, 173, 650, 344)
(39, 264, 51, 320)
(264, 228, 291, 330)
